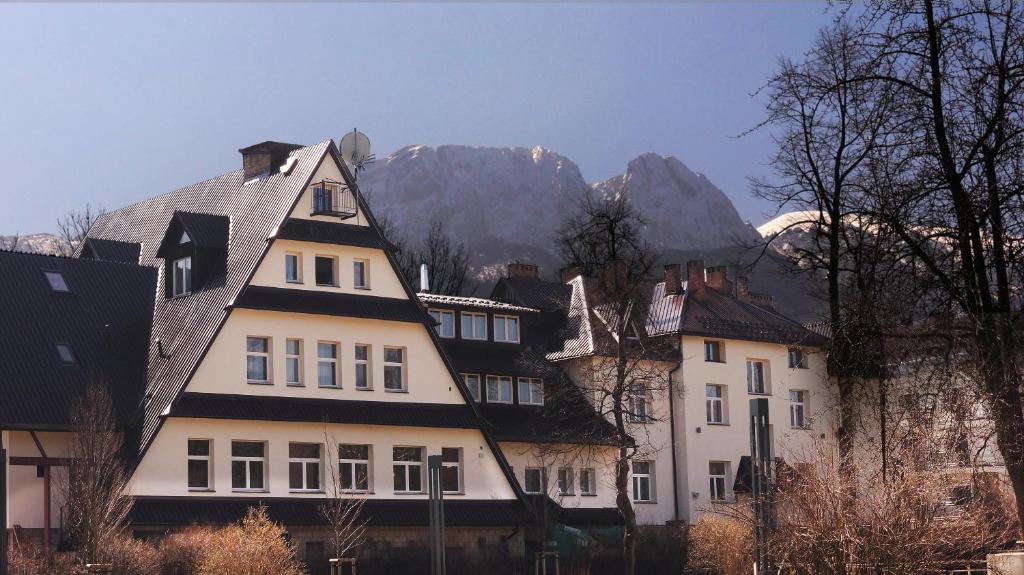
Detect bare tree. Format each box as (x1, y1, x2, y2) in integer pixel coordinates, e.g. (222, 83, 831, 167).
(380, 214, 476, 296)
(320, 429, 368, 566)
(60, 382, 132, 565)
(56, 204, 105, 256)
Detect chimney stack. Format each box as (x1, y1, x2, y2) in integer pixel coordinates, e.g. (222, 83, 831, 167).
(664, 264, 682, 296)
(238, 141, 303, 180)
(560, 265, 583, 284)
(736, 276, 750, 301)
(686, 260, 705, 291)
(419, 263, 430, 293)
(507, 262, 539, 280)
(705, 265, 730, 292)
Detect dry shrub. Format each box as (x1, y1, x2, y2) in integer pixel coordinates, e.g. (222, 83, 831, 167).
(197, 506, 305, 575)
(7, 538, 46, 575)
(158, 526, 218, 575)
(686, 513, 753, 575)
(107, 535, 161, 575)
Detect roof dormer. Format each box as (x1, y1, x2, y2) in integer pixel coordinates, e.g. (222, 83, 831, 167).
(156, 211, 229, 298)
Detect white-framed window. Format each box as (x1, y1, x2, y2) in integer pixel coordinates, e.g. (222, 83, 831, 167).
(518, 377, 544, 405)
(706, 384, 725, 424)
(231, 441, 266, 491)
(629, 384, 649, 423)
(285, 338, 303, 386)
(429, 309, 455, 338)
(704, 340, 723, 363)
(187, 439, 212, 491)
(461, 312, 487, 340)
(44, 271, 69, 292)
(317, 341, 339, 388)
(314, 255, 338, 287)
(383, 347, 405, 391)
(486, 375, 513, 404)
(463, 374, 481, 402)
(557, 468, 574, 495)
(709, 461, 728, 501)
(632, 461, 654, 502)
(173, 256, 192, 297)
(441, 447, 462, 494)
(524, 467, 545, 494)
(353, 259, 369, 289)
(746, 360, 768, 394)
(790, 390, 808, 428)
(579, 468, 597, 496)
(355, 344, 371, 390)
(493, 315, 520, 343)
(788, 348, 808, 369)
(289, 443, 322, 492)
(285, 252, 302, 283)
(393, 447, 424, 493)
(339, 444, 371, 492)
(246, 336, 271, 384)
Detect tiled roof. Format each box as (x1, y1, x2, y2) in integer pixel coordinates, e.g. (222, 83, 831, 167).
(274, 218, 394, 251)
(417, 292, 539, 313)
(79, 237, 141, 264)
(482, 402, 617, 445)
(442, 342, 556, 378)
(233, 286, 431, 324)
(129, 496, 532, 527)
(0, 250, 156, 431)
(155, 211, 231, 258)
(545, 276, 595, 361)
(525, 495, 623, 527)
(172, 393, 482, 429)
(491, 277, 572, 312)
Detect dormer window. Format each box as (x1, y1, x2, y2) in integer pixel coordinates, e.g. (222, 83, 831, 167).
(493, 315, 520, 343)
(173, 257, 192, 297)
(43, 271, 69, 293)
(179, 230, 191, 244)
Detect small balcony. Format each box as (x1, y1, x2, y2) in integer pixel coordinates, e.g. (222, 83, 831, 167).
(309, 179, 358, 219)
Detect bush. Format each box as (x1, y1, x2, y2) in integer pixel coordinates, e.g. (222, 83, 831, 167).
(7, 539, 46, 575)
(107, 535, 161, 575)
(197, 506, 305, 575)
(686, 514, 752, 575)
(158, 526, 218, 575)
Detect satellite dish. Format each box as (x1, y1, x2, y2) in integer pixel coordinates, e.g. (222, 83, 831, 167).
(339, 129, 374, 179)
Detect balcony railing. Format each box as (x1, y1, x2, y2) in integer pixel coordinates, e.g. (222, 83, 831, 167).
(310, 180, 358, 219)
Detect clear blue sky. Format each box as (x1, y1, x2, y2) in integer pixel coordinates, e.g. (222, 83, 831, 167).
(0, 3, 837, 234)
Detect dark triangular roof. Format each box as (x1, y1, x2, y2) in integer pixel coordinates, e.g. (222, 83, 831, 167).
(154, 210, 230, 257)
(79, 237, 142, 264)
(492, 276, 572, 312)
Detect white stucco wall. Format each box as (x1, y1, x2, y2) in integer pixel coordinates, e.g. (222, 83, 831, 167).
(499, 441, 619, 510)
(251, 240, 406, 299)
(4, 431, 70, 529)
(286, 155, 368, 226)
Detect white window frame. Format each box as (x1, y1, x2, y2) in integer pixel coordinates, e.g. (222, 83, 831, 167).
(788, 348, 808, 369)
(317, 341, 339, 388)
(441, 447, 462, 494)
(790, 390, 808, 428)
(353, 258, 370, 289)
(632, 461, 654, 502)
(314, 254, 338, 287)
(518, 377, 544, 405)
(429, 309, 456, 338)
(709, 461, 728, 502)
(463, 374, 481, 402)
(187, 438, 212, 491)
(704, 340, 723, 363)
(493, 314, 520, 343)
(246, 336, 271, 384)
(285, 252, 303, 283)
(354, 344, 372, 390)
(230, 440, 266, 492)
(285, 338, 303, 386)
(461, 312, 488, 340)
(746, 359, 768, 395)
(339, 444, 371, 493)
(579, 468, 597, 496)
(557, 467, 574, 495)
(172, 256, 192, 297)
(706, 384, 725, 424)
(393, 446, 424, 493)
(383, 346, 406, 392)
(523, 467, 545, 494)
(486, 375, 513, 404)
(289, 443, 322, 493)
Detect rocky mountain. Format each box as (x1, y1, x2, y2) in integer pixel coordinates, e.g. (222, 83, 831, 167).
(0, 233, 65, 255)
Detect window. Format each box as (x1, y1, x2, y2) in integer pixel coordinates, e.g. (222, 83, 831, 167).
(493, 315, 520, 343)
(629, 385, 649, 422)
(383, 347, 405, 391)
(44, 271, 69, 292)
(706, 384, 725, 424)
(393, 447, 423, 493)
(55, 343, 75, 364)
(315, 256, 337, 287)
(790, 390, 808, 428)
(246, 337, 271, 383)
(180, 230, 191, 244)
(709, 462, 727, 501)
(289, 443, 322, 492)
(355, 344, 371, 390)
(187, 439, 211, 491)
(486, 375, 513, 403)
(441, 448, 461, 494)
(746, 360, 768, 394)
(524, 467, 544, 494)
(339, 445, 371, 492)
(285, 339, 303, 386)
(557, 468, 574, 495)
(463, 374, 481, 402)
(353, 259, 369, 289)
(429, 310, 455, 338)
(173, 256, 192, 296)
(704, 340, 723, 362)
(788, 348, 808, 369)
(285, 252, 302, 283)
(461, 312, 487, 340)
(317, 342, 339, 387)
(311, 181, 343, 214)
(632, 461, 653, 502)
(231, 441, 265, 491)
(518, 378, 544, 405)
(579, 468, 596, 496)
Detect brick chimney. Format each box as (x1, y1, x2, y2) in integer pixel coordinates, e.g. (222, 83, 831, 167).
(239, 141, 303, 180)
(686, 260, 705, 291)
(736, 276, 750, 301)
(560, 265, 583, 283)
(705, 265, 730, 292)
(603, 260, 628, 293)
(664, 264, 682, 296)
(507, 262, 539, 280)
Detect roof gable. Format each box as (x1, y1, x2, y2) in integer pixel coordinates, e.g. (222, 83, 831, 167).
(154, 211, 230, 258)
(80, 237, 142, 264)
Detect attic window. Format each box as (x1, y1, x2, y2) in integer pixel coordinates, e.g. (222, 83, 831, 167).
(173, 257, 193, 297)
(44, 271, 69, 292)
(56, 343, 75, 364)
(180, 231, 191, 244)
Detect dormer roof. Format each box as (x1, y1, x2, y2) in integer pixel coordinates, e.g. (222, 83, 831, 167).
(155, 210, 230, 258)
